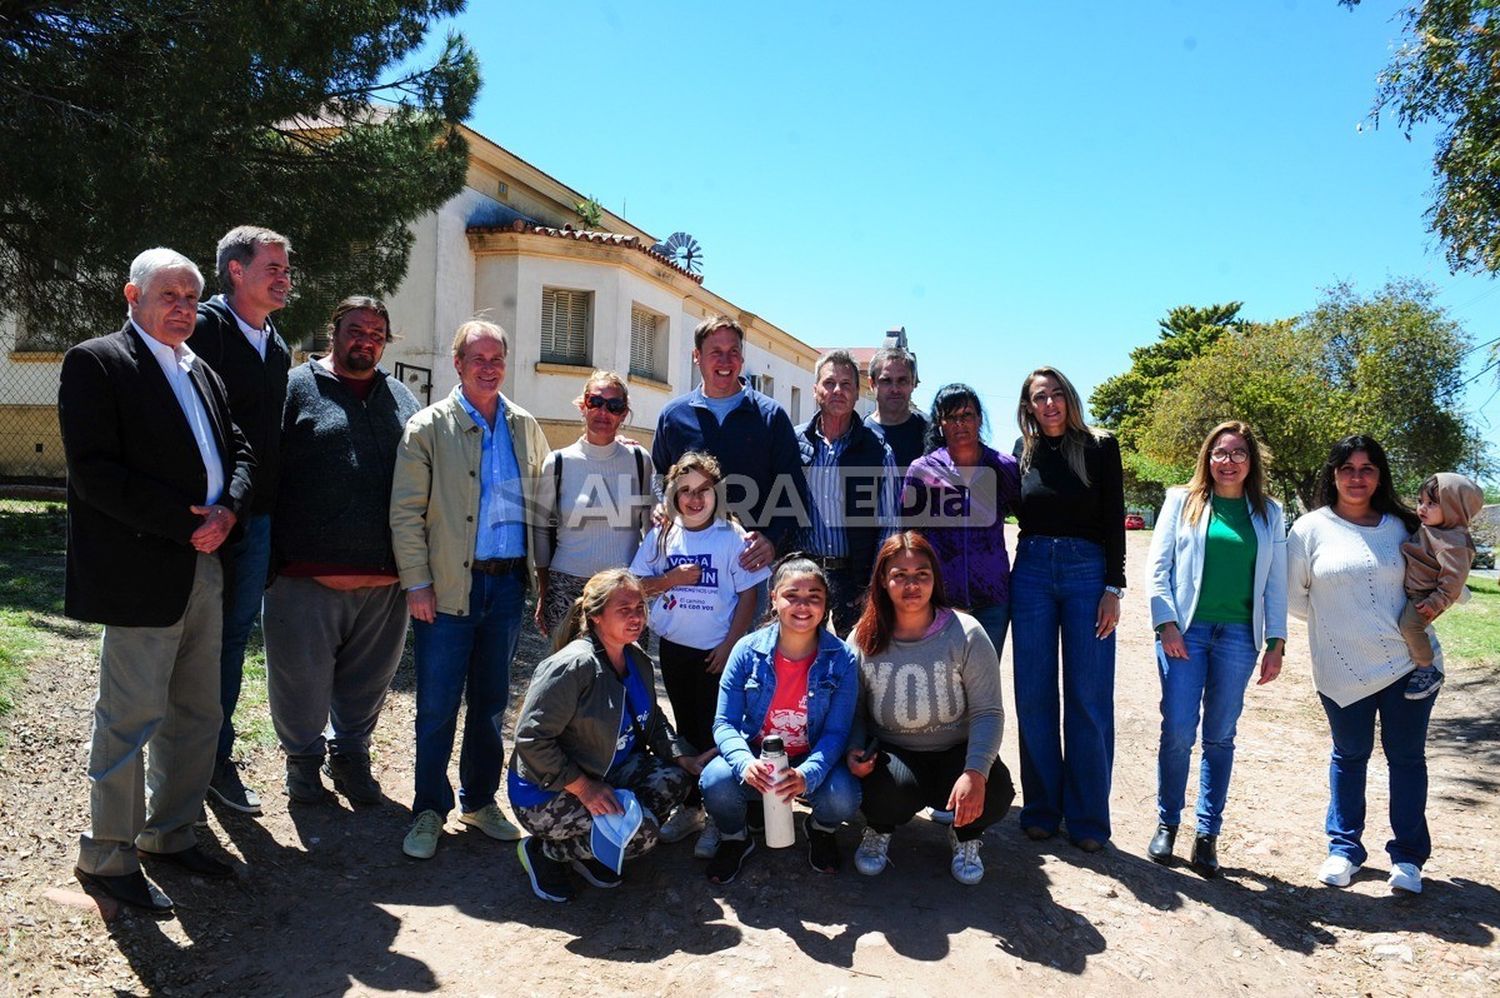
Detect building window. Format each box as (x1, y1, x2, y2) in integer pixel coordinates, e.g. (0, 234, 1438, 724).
(749, 374, 775, 399)
(540, 287, 591, 365)
(790, 386, 802, 424)
(629, 305, 666, 381)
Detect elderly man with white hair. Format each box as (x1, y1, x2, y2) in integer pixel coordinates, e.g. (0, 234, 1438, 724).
(59, 247, 255, 913)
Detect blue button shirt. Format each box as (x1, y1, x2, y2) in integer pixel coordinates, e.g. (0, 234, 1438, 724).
(456, 391, 527, 559)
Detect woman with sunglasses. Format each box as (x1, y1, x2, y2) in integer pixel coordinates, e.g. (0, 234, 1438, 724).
(532, 371, 653, 637)
(1145, 421, 1286, 877)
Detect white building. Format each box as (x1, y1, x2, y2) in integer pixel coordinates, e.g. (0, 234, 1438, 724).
(361, 126, 823, 451)
(0, 123, 826, 476)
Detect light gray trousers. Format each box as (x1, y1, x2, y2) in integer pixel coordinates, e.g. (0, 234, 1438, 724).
(263, 576, 408, 759)
(78, 553, 222, 876)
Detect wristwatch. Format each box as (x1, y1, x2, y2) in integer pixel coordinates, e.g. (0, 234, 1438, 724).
(1103, 585, 1124, 599)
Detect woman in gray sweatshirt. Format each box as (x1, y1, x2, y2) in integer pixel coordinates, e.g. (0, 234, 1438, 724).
(846, 531, 1013, 886)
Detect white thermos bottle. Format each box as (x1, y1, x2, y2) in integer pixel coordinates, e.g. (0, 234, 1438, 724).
(760, 735, 796, 849)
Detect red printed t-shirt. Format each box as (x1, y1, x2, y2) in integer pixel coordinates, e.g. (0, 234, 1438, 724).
(756, 648, 815, 755)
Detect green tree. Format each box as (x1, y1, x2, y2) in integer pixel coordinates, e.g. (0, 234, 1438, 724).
(1138, 280, 1476, 508)
(0, 1, 480, 347)
(1089, 303, 1245, 509)
(1343, 0, 1500, 279)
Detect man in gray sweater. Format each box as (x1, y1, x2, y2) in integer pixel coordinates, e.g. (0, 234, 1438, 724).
(261, 297, 420, 805)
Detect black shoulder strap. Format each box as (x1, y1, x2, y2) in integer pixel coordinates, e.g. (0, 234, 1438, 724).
(548, 452, 563, 551)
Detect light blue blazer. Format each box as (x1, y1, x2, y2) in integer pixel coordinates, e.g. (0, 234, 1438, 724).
(1147, 487, 1288, 649)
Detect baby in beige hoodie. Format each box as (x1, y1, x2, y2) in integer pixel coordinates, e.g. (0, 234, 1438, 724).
(1399, 472, 1484, 699)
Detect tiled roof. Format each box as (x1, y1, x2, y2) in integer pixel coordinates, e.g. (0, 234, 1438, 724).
(465, 219, 705, 284)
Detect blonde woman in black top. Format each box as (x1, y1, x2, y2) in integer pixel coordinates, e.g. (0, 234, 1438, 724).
(1009, 366, 1125, 852)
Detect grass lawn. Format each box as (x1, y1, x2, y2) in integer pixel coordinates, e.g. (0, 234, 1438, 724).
(0, 499, 70, 721)
(1434, 575, 1500, 672)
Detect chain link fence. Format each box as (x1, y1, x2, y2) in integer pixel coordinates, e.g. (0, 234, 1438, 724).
(0, 317, 65, 485)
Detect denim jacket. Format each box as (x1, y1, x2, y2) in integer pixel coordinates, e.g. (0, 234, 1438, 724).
(712, 624, 859, 793)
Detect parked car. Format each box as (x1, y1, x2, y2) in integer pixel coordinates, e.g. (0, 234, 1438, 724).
(1124, 513, 1146, 530)
(1474, 545, 1495, 570)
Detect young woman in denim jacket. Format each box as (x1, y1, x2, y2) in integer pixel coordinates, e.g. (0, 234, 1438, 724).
(698, 555, 861, 884)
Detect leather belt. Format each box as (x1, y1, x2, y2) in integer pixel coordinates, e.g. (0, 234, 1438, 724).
(809, 556, 850, 572)
(472, 557, 526, 575)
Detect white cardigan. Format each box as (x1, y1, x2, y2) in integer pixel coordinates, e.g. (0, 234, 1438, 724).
(1288, 506, 1439, 708)
(1147, 487, 1288, 649)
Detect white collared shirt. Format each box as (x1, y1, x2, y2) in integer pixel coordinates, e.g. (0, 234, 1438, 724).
(213, 294, 268, 360)
(131, 320, 225, 505)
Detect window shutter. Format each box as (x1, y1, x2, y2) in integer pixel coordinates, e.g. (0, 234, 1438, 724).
(630, 307, 658, 379)
(541, 288, 589, 363)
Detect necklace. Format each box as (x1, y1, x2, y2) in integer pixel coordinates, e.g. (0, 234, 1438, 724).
(1042, 434, 1065, 452)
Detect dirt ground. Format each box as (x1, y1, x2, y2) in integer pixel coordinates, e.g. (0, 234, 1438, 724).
(3, 530, 1499, 997)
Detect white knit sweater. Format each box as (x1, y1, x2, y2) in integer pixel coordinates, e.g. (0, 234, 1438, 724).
(1287, 506, 1441, 708)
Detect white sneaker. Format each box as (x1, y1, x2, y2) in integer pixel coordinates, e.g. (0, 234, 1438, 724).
(1388, 862, 1423, 894)
(659, 805, 704, 844)
(855, 827, 892, 876)
(1318, 854, 1359, 887)
(949, 827, 984, 886)
(693, 815, 722, 859)
(927, 807, 955, 825)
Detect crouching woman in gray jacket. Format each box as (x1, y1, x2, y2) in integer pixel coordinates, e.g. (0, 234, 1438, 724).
(510, 568, 713, 902)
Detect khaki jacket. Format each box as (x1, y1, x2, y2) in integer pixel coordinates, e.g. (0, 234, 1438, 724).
(390, 387, 550, 616)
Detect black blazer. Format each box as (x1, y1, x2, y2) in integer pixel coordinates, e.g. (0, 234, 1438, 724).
(59, 323, 255, 626)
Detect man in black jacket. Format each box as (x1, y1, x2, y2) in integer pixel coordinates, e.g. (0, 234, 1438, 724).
(60, 248, 255, 912)
(192, 225, 292, 815)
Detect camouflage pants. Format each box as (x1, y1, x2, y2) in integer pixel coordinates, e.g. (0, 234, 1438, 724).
(514, 751, 690, 862)
(540, 571, 589, 638)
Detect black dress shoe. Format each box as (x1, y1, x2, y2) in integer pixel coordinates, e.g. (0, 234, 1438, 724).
(1148, 823, 1178, 863)
(138, 844, 235, 879)
(75, 867, 174, 913)
(1191, 834, 1219, 878)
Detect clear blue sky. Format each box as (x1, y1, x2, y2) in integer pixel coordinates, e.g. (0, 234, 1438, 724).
(431, 1, 1500, 447)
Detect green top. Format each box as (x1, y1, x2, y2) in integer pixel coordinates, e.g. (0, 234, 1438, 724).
(1195, 494, 1257, 625)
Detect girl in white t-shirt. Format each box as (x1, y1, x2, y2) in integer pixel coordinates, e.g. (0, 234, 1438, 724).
(629, 452, 769, 852)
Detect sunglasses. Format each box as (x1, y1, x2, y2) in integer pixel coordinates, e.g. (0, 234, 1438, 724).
(584, 394, 627, 414)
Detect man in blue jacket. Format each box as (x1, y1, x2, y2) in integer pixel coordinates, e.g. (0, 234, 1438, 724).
(651, 315, 807, 576)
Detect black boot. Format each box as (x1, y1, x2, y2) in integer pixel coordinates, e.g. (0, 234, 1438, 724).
(1147, 823, 1177, 863)
(1191, 833, 1219, 878)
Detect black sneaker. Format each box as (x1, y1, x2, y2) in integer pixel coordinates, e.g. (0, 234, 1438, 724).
(805, 817, 840, 874)
(706, 835, 755, 885)
(571, 855, 623, 888)
(324, 753, 382, 806)
(518, 837, 573, 903)
(208, 759, 262, 815)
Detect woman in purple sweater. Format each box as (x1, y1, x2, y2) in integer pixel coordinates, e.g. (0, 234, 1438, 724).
(901, 384, 1021, 658)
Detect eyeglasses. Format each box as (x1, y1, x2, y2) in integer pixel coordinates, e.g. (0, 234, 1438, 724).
(940, 410, 979, 426)
(1029, 391, 1066, 407)
(584, 394, 627, 415)
(1210, 448, 1249, 464)
(1335, 464, 1380, 480)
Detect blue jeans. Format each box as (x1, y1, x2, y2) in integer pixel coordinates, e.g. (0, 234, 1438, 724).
(217, 513, 272, 764)
(968, 602, 1010, 661)
(412, 569, 524, 816)
(698, 755, 861, 835)
(1156, 621, 1257, 835)
(1320, 680, 1437, 867)
(1010, 535, 1115, 843)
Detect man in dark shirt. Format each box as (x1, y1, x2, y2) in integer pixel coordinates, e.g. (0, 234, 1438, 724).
(262, 297, 419, 807)
(192, 225, 293, 816)
(651, 315, 807, 573)
(863, 347, 929, 474)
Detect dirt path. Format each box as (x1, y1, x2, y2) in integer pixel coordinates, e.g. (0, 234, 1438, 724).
(3, 531, 1499, 996)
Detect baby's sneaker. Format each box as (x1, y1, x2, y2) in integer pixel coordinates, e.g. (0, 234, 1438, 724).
(1404, 667, 1444, 701)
